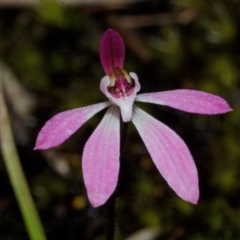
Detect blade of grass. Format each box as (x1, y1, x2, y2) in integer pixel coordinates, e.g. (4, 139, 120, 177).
(0, 64, 47, 240)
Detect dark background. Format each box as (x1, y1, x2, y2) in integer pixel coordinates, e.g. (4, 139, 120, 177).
(0, 0, 240, 239)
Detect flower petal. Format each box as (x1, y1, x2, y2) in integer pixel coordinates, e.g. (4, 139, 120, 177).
(132, 106, 199, 204)
(100, 28, 125, 75)
(100, 72, 141, 122)
(136, 90, 232, 114)
(35, 102, 111, 150)
(82, 106, 120, 207)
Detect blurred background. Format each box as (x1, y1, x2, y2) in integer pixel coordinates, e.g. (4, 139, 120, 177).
(0, 0, 240, 239)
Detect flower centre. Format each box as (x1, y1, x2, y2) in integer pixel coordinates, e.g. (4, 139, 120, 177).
(108, 67, 134, 98)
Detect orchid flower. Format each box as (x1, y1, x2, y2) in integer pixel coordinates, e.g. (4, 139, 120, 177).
(35, 29, 232, 207)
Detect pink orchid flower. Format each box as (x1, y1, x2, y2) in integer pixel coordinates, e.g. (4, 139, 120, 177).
(35, 29, 232, 207)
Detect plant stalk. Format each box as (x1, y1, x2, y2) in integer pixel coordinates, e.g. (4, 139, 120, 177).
(0, 65, 47, 240)
(105, 121, 128, 240)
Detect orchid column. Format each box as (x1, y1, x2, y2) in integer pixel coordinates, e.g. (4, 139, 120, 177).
(35, 29, 232, 209)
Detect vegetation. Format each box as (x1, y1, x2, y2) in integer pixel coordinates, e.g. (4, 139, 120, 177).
(0, 0, 240, 239)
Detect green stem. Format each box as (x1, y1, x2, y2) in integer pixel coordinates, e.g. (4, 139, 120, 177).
(0, 66, 47, 240)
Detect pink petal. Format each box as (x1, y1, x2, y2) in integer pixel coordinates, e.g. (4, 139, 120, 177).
(100, 72, 141, 122)
(35, 102, 111, 150)
(82, 106, 120, 207)
(132, 106, 199, 204)
(100, 28, 125, 75)
(136, 90, 232, 114)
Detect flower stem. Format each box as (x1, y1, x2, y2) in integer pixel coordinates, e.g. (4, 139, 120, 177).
(105, 121, 128, 240)
(0, 66, 47, 240)
(105, 191, 116, 240)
